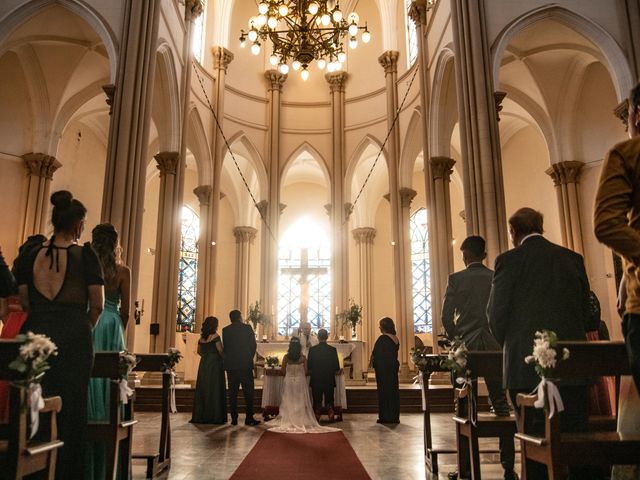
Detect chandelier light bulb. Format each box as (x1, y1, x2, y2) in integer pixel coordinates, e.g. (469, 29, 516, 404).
(248, 29, 258, 42)
(348, 22, 358, 36)
(327, 62, 336, 72)
(267, 16, 278, 29)
(362, 30, 371, 43)
(317, 58, 326, 70)
(321, 14, 331, 26)
(257, 14, 267, 27)
(292, 60, 301, 71)
(332, 9, 343, 22)
(279, 63, 289, 74)
(258, 2, 268, 15)
(337, 51, 346, 63)
(335, 61, 342, 71)
(240, 38, 246, 48)
(349, 37, 358, 49)
(269, 54, 279, 66)
(315, 17, 322, 25)
(278, 4, 289, 16)
(308, 2, 319, 15)
(301, 69, 309, 81)
(251, 43, 261, 55)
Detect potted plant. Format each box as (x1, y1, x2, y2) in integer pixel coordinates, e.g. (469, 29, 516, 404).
(338, 299, 363, 340)
(248, 301, 271, 337)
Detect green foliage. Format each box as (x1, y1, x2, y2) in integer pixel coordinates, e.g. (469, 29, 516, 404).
(338, 298, 363, 329)
(265, 355, 280, 367)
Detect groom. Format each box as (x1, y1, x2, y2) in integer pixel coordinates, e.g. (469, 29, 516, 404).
(307, 329, 341, 421)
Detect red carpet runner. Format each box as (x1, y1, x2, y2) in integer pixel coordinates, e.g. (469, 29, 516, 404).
(230, 431, 372, 480)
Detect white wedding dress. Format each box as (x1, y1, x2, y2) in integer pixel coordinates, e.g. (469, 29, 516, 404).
(270, 361, 340, 434)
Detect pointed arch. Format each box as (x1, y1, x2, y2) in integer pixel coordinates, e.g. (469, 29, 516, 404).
(154, 43, 181, 152)
(281, 141, 331, 193)
(491, 6, 634, 101)
(223, 130, 268, 201)
(400, 108, 423, 187)
(429, 47, 457, 158)
(346, 134, 387, 200)
(187, 106, 212, 185)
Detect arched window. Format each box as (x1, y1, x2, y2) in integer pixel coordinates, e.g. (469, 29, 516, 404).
(410, 208, 432, 333)
(405, 0, 418, 67)
(192, 0, 207, 63)
(177, 206, 199, 332)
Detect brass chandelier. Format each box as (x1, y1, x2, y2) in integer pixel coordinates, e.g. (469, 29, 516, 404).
(239, 1, 370, 80)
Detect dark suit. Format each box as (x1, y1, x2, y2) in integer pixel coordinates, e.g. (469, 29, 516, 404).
(307, 342, 340, 408)
(488, 235, 595, 480)
(222, 321, 257, 419)
(441, 263, 513, 473)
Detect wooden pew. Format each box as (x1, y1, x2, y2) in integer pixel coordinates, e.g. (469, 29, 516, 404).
(515, 341, 639, 478)
(131, 354, 172, 479)
(0, 339, 63, 480)
(89, 352, 137, 480)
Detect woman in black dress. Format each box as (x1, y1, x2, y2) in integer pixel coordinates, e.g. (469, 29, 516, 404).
(16, 190, 104, 479)
(370, 317, 400, 424)
(191, 316, 227, 424)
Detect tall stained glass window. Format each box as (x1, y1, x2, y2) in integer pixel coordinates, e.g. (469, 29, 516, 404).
(192, 0, 206, 63)
(410, 208, 432, 333)
(177, 206, 199, 332)
(406, 0, 418, 67)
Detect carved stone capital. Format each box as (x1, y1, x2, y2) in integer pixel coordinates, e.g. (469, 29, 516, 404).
(399, 188, 417, 208)
(256, 200, 268, 219)
(344, 202, 353, 220)
(211, 46, 234, 72)
(494, 91, 507, 122)
(193, 185, 212, 206)
(265, 69, 287, 92)
(324, 204, 332, 216)
(352, 227, 376, 245)
(325, 72, 349, 93)
(279, 203, 287, 215)
(429, 156, 456, 181)
(383, 193, 391, 203)
(545, 161, 585, 186)
(185, 0, 204, 21)
(22, 153, 61, 180)
(408, 0, 428, 27)
(233, 226, 258, 244)
(154, 151, 180, 176)
(378, 51, 400, 75)
(614, 99, 629, 131)
(102, 84, 115, 115)
(459, 210, 467, 223)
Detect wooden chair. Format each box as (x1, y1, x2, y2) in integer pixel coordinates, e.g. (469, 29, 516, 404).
(515, 341, 640, 479)
(0, 340, 64, 480)
(131, 353, 172, 479)
(88, 352, 137, 480)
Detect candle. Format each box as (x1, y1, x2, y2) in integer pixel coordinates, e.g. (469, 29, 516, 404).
(271, 305, 275, 316)
(262, 335, 267, 341)
(335, 306, 339, 315)
(339, 335, 345, 341)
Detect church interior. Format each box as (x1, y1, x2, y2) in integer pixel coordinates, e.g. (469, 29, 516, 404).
(0, 0, 639, 479)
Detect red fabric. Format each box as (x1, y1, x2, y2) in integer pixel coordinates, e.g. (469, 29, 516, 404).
(230, 431, 371, 480)
(0, 297, 27, 422)
(586, 330, 615, 416)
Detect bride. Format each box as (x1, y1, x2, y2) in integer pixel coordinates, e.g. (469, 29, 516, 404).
(270, 337, 339, 434)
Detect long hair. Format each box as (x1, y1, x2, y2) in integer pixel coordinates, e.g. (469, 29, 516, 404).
(91, 223, 120, 284)
(287, 337, 302, 362)
(379, 317, 397, 335)
(201, 316, 219, 338)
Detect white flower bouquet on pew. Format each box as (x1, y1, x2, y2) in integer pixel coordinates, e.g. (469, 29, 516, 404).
(440, 337, 470, 385)
(118, 351, 138, 405)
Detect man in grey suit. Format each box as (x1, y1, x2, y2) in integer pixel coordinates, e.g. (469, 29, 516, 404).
(488, 208, 596, 480)
(442, 236, 516, 480)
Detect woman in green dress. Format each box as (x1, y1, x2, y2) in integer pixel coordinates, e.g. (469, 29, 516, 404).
(86, 223, 131, 479)
(191, 316, 227, 424)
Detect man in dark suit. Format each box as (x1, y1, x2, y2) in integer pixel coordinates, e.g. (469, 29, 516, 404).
(222, 309, 260, 426)
(307, 328, 341, 421)
(442, 236, 515, 480)
(488, 208, 595, 480)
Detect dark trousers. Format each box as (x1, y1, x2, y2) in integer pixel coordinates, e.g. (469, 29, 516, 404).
(485, 377, 515, 473)
(311, 385, 335, 409)
(508, 386, 603, 480)
(623, 313, 640, 395)
(227, 368, 255, 419)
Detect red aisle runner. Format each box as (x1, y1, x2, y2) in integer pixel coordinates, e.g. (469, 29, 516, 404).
(230, 431, 372, 480)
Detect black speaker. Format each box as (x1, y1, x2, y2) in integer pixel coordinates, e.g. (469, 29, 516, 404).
(150, 323, 160, 335)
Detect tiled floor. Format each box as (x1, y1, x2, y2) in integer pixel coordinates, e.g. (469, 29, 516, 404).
(132, 412, 518, 480)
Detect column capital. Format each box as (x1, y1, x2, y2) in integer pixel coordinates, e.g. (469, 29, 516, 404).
(154, 151, 180, 176)
(378, 51, 400, 75)
(399, 187, 417, 208)
(614, 99, 629, 131)
(193, 185, 212, 206)
(233, 226, 258, 243)
(408, 0, 428, 27)
(344, 202, 353, 220)
(494, 91, 507, 122)
(211, 46, 234, 72)
(324, 203, 332, 216)
(22, 152, 61, 180)
(264, 69, 287, 91)
(185, 0, 204, 21)
(325, 71, 349, 93)
(279, 203, 287, 215)
(352, 227, 376, 245)
(102, 84, 115, 115)
(459, 210, 467, 223)
(545, 160, 585, 186)
(256, 200, 269, 219)
(429, 156, 456, 180)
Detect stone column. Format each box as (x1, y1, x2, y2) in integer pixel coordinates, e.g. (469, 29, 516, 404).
(451, 0, 508, 263)
(19, 153, 61, 241)
(233, 226, 258, 316)
(150, 151, 181, 353)
(193, 185, 211, 325)
(545, 161, 585, 255)
(379, 51, 412, 377)
(262, 70, 287, 339)
(326, 71, 350, 339)
(352, 227, 376, 368)
(400, 186, 417, 355)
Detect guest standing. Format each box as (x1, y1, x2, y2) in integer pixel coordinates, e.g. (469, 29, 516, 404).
(308, 328, 341, 420)
(191, 316, 227, 424)
(222, 309, 260, 426)
(370, 317, 400, 424)
(86, 223, 131, 479)
(15, 190, 104, 479)
(0, 247, 15, 298)
(488, 207, 594, 480)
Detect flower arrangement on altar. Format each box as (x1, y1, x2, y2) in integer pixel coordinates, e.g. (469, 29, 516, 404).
(337, 298, 362, 336)
(265, 355, 280, 368)
(248, 300, 271, 332)
(439, 337, 471, 385)
(163, 347, 183, 372)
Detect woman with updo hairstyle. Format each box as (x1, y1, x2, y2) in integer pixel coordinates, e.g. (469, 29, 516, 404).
(191, 316, 227, 424)
(370, 317, 400, 424)
(15, 190, 104, 479)
(86, 223, 131, 478)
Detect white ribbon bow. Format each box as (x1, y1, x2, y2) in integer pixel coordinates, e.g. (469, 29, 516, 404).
(413, 373, 426, 411)
(533, 378, 564, 418)
(28, 383, 44, 439)
(166, 369, 178, 413)
(119, 379, 134, 404)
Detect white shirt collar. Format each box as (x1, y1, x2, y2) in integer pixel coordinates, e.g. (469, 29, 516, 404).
(466, 262, 484, 268)
(519, 233, 543, 246)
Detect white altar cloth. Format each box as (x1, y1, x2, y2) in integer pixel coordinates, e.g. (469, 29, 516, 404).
(260, 368, 347, 410)
(256, 342, 355, 367)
